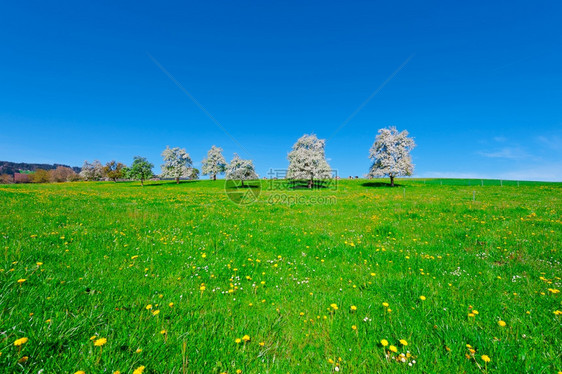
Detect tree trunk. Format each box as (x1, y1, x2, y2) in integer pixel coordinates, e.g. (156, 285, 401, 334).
(141, 179, 144, 187)
(390, 175, 395, 187)
(308, 179, 313, 189)
(241, 180, 245, 187)
(175, 177, 179, 184)
(213, 174, 216, 181)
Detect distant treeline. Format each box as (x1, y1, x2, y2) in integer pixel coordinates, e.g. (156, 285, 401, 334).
(0, 161, 80, 175)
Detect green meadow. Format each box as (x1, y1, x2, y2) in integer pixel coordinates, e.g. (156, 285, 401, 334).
(0, 179, 560, 373)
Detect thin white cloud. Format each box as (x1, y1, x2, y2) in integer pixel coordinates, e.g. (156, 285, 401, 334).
(477, 147, 533, 160)
(418, 171, 491, 179)
(498, 162, 562, 182)
(536, 135, 562, 150)
(418, 162, 562, 182)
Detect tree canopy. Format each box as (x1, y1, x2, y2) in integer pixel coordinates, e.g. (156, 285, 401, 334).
(367, 126, 415, 186)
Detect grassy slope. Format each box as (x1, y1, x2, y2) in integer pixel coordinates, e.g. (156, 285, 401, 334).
(0, 179, 560, 373)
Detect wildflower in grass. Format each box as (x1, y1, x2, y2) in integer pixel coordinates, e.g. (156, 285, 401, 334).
(242, 335, 251, 342)
(17, 279, 26, 284)
(381, 339, 389, 347)
(135, 348, 142, 353)
(74, 371, 85, 374)
(169, 302, 174, 307)
(94, 338, 107, 346)
(259, 342, 265, 346)
(330, 303, 338, 310)
(37, 262, 43, 266)
(352, 325, 357, 330)
(468, 313, 475, 318)
(90, 336, 97, 340)
(554, 310, 562, 316)
(400, 339, 408, 346)
(160, 330, 167, 334)
(389, 345, 398, 353)
(114, 371, 121, 374)
(18, 356, 29, 363)
(235, 338, 242, 344)
(14, 337, 28, 346)
(481, 355, 491, 362)
(350, 305, 357, 312)
(145, 304, 152, 310)
(498, 320, 506, 327)
(419, 296, 426, 301)
(200, 285, 206, 291)
(133, 366, 145, 374)
(152, 310, 160, 316)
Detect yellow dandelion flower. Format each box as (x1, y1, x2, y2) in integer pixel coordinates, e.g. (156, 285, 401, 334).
(94, 338, 107, 346)
(259, 342, 265, 346)
(380, 339, 389, 347)
(168, 302, 174, 307)
(420, 295, 426, 301)
(554, 310, 562, 316)
(200, 285, 206, 291)
(399, 339, 408, 346)
(152, 310, 160, 316)
(114, 371, 121, 374)
(235, 338, 242, 344)
(473, 310, 479, 315)
(242, 335, 251, 342)
(17, 279, 26, 284)
(481, 355, 491, 362)
(18, 356, 29, 363)
(145, 304, 152, 310)
(389, 345, 398, 353)
(160, 330, 167, 334)
(351, 325, 357, 330)
(330, 303, 338, 310)
(14, 337, 28, 346)
(74, 371, 85, 374)
(135, 348, 142, 353)
(350, 305, 357, 311)
(382, 302, 389, 307)
(133, 366, 145, 374)
(498, 320, 506, 327)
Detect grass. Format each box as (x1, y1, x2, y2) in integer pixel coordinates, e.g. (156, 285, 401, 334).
(0, 179, 560, 373)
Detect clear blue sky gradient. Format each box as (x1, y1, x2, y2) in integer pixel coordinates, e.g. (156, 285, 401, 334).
(1, 1, 561, 180)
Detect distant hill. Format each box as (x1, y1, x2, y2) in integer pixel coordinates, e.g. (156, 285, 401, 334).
(0, 161, 81, 175)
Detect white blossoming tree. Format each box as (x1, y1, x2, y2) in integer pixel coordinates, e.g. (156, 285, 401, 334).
(160, 146, 193, 184)
(225, 154, 257, 187)
(287, 134, 332, 188)
(80, 160, 104, 181)
(201, 145, 227, 181)
(367, 126, 415, 187)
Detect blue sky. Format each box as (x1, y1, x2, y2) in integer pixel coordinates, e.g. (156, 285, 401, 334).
(1, 1, 561, 180)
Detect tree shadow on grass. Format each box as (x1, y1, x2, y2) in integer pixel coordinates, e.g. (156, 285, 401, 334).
(133, 180, 200, 187)
(361, 182, 402, 188)
(287, 180, 333, 190)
